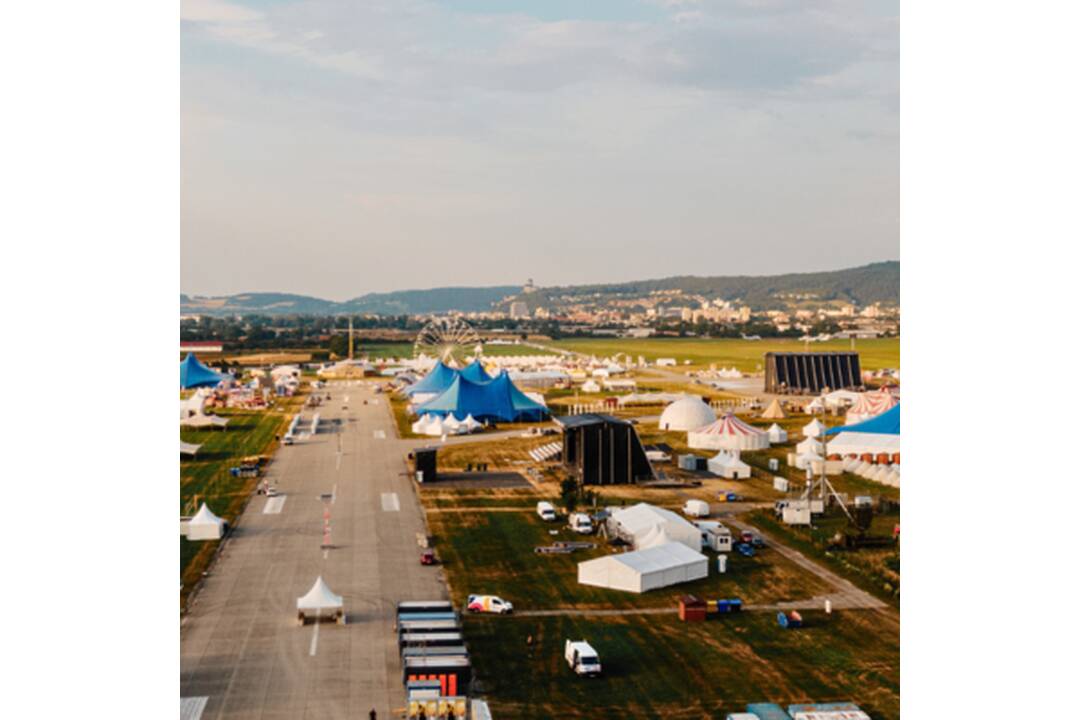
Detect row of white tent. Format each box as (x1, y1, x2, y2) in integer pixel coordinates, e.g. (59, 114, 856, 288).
(180, 389, 230, 429)
(410, 413, 483, 437)
(843, 457, 901, 487)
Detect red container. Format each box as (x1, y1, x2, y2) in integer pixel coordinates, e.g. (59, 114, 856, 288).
(678, 595, 707, 623)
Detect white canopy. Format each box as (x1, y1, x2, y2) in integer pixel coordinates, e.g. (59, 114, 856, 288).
(577, 541, 708, 594)
(802, 418, 827, 438)
(186, 503, 225, 540)
(180, 440, 201, 457)
(297, 576, 343, 612)
(796, 437, 825, 455)
(827, 431, 900, 458)
(707, 450, 751, 479)
(766, 423, 788, 443)
(462, 414, 482, 432)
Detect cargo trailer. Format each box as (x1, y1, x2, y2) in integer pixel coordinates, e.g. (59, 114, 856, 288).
(402, 656, 472, 697)
(399, 632, 464, 649)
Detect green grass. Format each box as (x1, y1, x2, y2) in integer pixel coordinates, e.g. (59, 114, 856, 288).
(428, 510, 833, 612)
(179, 397, 301, 603)
(465, 609, 899, 719)
(548, 337, 899, 373)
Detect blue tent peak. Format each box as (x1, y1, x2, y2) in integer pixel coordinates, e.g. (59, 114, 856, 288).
(459, 360, 493, 383)
(180, 353, 226, 389)
(826, 404, 899, 435)
(403, 360, 459, 397)
(416, 371, 547, 423)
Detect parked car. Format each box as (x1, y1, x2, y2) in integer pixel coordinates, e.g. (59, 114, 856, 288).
(568, 513, 593, 534)
(467, 595, 513, 614)
(536, 501, 557, 522)
(565, 640, 602, 677)
(420, 549, 437, 565)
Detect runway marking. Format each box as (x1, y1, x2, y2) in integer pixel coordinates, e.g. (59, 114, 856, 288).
(323, 549, 328, 559)
(335, 452, 342, 470)
(381, 493, 400, 512)
(309, 617, 320, 656)
(262, 496, 286, 514)
(180, 697, 208, 720)
(373, 430, 386, 439)
(344, 395, 350, 403)
(331, 484, 337, 504)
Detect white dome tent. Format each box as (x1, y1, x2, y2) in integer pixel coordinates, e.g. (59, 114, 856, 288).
(658, 396, 717, 431)
(296, 576, 344, 624)
(688, 413, 769, 451)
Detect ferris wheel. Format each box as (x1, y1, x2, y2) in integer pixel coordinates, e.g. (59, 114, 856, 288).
(413, 317, 482, 366)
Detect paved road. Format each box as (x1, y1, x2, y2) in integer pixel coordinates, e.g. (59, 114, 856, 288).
(180, 381, 446, 719)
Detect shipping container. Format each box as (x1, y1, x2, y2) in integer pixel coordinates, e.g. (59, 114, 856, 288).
(403, 656, 472, 697)
(399, 632, 465, 648)
(397, 611, 458, 623)
(397, 619, 461, 635)
(402, 645, 469, 659)
(397, 600, 453, 614)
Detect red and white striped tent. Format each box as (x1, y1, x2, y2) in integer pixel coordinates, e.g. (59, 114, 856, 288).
(688, 412, 770, 451)
(845, 390, 899, 425)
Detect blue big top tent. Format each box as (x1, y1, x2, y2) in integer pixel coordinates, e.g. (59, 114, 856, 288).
(416, 371, 548, 423)
(403, 360, 460, 397)
(825, 404, 900, 436)
(180, 353, 226, 389)
(458, 360, 493, 383)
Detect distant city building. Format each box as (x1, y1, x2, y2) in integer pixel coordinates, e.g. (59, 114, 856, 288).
(510, 301, 530, 319)
(522, 278, 538, 294)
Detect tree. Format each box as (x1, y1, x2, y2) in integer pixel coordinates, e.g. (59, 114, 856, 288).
(560, 478, 579, 513)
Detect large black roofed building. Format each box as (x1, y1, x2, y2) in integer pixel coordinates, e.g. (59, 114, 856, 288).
(764, 351, 863, 394)
(555, 414, 655, 486)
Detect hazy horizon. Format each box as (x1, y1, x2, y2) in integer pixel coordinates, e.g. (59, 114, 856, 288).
(182, 0, 898, 300)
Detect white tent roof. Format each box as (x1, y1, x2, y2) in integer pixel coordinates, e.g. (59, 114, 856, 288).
(190, 503, 223, 527)
(766, 423, 788, 441)
(802, 418, 827, 438)
(603, 541, 705, 574)
(760, 397, 787, 419)
(297, 576, 343, 611)
(827, 431, 901, 457)
(180, 440, 201, 456)
(610, 503, 702, 552)
(658, 396, 717, 431)
(577, 541, 708, 593)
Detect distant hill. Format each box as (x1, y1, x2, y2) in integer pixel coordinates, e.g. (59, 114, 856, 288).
(180, 262, 897, 316)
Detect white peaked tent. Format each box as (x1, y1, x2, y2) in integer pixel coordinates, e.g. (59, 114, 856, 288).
(766, 423, 788, 443)
(659, 396, 717, 431)
(186, 503, 226, 540)
(442, 414, 463, 433)
(761, 397, 787, 420)
(296, 576, 344, 623)
(180, 440, 201, 457)
(581, 379, 601, 393)
(411, 414, 434, 434)
(707, 450, 752, 479)
(577, 541, 708, 593)
(802, 418, 827, 438)
(688, 413, 770, 451)
(806, 397, 825, 413)
(796, 437, 825, 456)
(462, 414, 482, 432)
(609, 504, 702, 552)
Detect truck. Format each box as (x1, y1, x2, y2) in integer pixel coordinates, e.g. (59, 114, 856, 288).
(564, 640, 602, 677)
(536, 501, 557, 522)
(568, 512, 593, 534)
(466, 594, 513, 614)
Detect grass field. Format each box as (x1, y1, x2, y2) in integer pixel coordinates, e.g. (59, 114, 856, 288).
(548, 337, 899, 372)
(465, 609, 899, 719)
(179, 395, 303, 605)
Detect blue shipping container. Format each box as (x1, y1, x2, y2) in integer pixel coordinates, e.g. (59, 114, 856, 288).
(745, 703, 792, 720)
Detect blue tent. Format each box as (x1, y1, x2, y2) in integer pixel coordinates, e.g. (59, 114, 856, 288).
(404, 361, 459, 397)
(180, 353, 226, 389)
(825, 404, 899, 435)
(459, 360, 493, 384)
(416, 371, 548, 422)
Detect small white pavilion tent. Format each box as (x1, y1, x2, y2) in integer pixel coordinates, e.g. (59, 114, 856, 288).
(796, 437, 825, 456)
(180, 440, 201, 457)
(802, 418, 827, 438)
(186, 503, 226, 540)
(658, 396, 717, 431)
(581, 379, 601, 393)
(688, 413, 769, 451)
(766, 423, 788, 443)
(462, 414, 482, 432)
(707, 450, 751, 479)
(577, 542, 708, 594)
(296, 576, 344, 624)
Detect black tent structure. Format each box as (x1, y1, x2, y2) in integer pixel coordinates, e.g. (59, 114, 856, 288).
(555, 414, 655, 486)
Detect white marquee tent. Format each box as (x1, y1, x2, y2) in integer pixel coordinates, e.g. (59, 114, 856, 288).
(609, 503, 702, 552)
(180, 440, 201, 457)
(802, 418, 827, 438)
(688, 413, 769, 451)
(186, 503, 226, 540)
(297, 576, 344, 623)
(577, 541, 708, 593)
(766, 423, 788, 443)
(658, 396, 717, 431)
(707, 450, 751, 479)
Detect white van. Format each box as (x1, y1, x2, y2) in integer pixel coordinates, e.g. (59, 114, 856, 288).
(565, 639, 602, 676)
(569, 513, 593, 534)
(537, 501, 557, 522)
(682, 499, 710, 518)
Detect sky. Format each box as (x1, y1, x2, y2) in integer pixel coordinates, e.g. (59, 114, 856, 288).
(181, 0, 898, 301)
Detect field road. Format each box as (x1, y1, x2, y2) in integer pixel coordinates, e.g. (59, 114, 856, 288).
(180, 381, 446, 720)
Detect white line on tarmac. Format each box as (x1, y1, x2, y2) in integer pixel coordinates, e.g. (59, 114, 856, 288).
(309, 618, 320, 656)
(381, 493, 400, 512)
(335, 453, 342, 470)
(332, 484, 337, 504)
(262, 496, 286, 514)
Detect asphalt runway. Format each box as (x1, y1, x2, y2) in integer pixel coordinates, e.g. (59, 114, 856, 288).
(181, 381, 446, 719)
